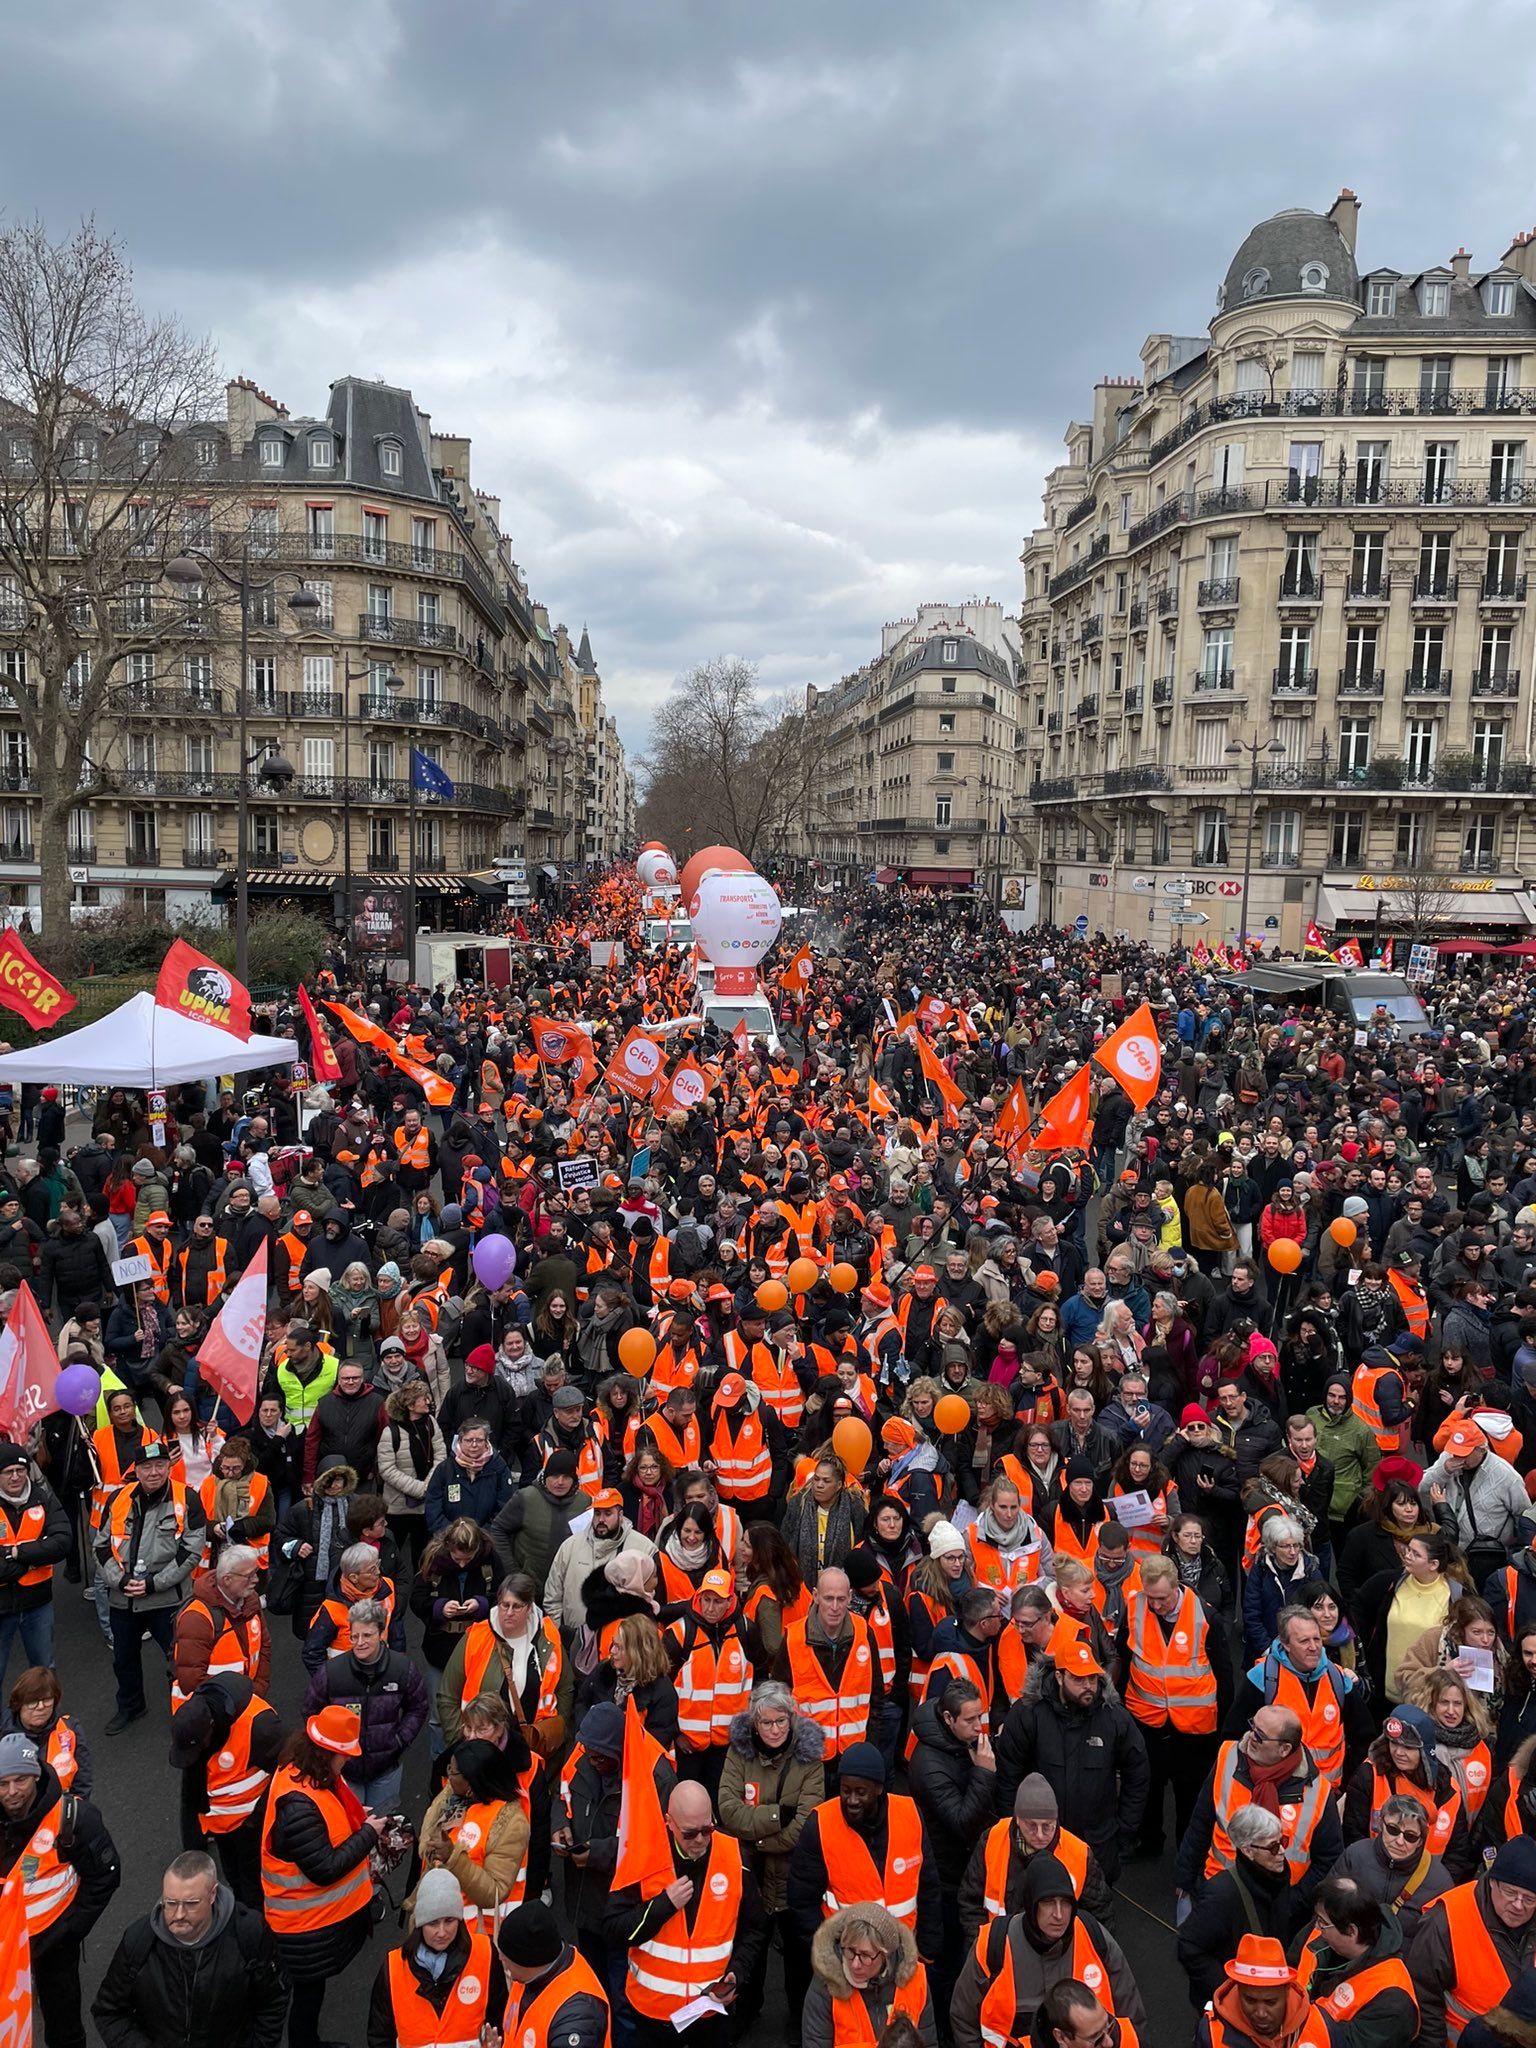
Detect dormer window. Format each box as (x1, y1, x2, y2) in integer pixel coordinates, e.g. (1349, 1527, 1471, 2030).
(309, 437, 333, 469)
(942, 639, 959, 663)
(1487, 279, 1517, 317)
(1241, 267, 1269, 300)
(258, 437, 283, 469)
(1367, 279, 1397, 317)
(136, 435, 158, 463)
(1421, 279, 1450, 317)
(1300, 262, 1329, 294)
(194, 437, 217, 466)
(379, 441, 403, 478)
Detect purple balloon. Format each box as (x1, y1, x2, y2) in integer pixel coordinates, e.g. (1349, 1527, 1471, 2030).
(471, 1235, 516, 1291)
(56, 1364, 102, 1418)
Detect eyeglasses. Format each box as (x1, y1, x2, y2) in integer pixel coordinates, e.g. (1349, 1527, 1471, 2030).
(839, 1948, 887, 1968)
(160, 1894, 214, 1915)
(673, 1822, 714, 1840)
(1379, 1821, 1423, 1841)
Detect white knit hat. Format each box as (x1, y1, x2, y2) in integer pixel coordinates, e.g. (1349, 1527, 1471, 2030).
(928, 1519, 966, 1560)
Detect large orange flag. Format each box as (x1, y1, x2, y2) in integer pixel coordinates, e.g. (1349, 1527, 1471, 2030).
(612, 1696, 673, 1894)
(0, 1864, 31, 2046)
(324, 1001, 454, 1107)
(1036, 1064, 1093, 1151)
(1091, 1003, 1162, 1111)
(915, 1034, 965, 1115)
(868, 1076, 896, 1121)
(777, 943, 814, 996)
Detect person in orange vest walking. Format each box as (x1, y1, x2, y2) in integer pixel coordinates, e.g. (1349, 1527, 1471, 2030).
(168, 1672, 283, 1909)
(785, 1743, 941, 1956)
(0, 1728, 120, 2048)
(1193, 1935, 1332, 2048)
(0, 1441, 70, 1692)
(1407, 1835, 1536, 2048)
(951, 1852, 1145, 2048)
(260, 1704, 380, 2048)
(803, 1902, 936, 2048)
(1116, 1555, 1231, 1856)
(1352, 1346, 1411, 1456)
(1294, 1875, 1419, 2040)
(494, 1897, 609, 2048)
(665, 1567, 752, 1798)
(1175, 1706, 1342, 1928)
(707, 1374, 782, 1515)
(773, 1567, 885, 1760)
(368, 1866, 510, 2048)
(957, 1774, 1116, 1948)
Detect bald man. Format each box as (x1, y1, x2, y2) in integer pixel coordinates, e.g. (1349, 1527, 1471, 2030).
(772, 1567, 885, 1757)
(611, 1782, 765, 2048)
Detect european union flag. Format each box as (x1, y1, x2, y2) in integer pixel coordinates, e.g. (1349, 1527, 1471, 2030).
(411, 748, 455, 801)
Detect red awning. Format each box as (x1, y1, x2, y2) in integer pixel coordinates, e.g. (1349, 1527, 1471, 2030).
(874, 868, 899, 885)
(906, 868, 975, 887)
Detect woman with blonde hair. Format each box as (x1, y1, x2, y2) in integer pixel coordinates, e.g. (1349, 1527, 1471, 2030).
(575, 1610, 679, 1748)
(1414, 1665, 1496, 1822)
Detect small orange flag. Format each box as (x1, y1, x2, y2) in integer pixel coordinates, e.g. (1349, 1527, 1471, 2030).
(915, 1033, 965, 1112)
(324, 1001, 454, 1107)
(1091, 1002, 1163, 1111)
(613, 1696, 674, 1895)
(777, 943, 814, 995)
(1036, 1064, 1093, 1152)
(868, 1076, 896, 1121)
(604, 1026, 665, 1101)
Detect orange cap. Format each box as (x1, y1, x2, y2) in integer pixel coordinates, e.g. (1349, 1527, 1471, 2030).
(1447, 1422, 1489, 1456)
(306, 1704, 363, 1756)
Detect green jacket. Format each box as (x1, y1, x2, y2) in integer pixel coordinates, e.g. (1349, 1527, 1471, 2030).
(1307, 1401, 1381, 1517)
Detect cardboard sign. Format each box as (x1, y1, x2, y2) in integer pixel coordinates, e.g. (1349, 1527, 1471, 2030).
(1110, 1488, 1156, 1530)
(557, 1156, 598, 1192)
(112, 1254, 155, 1288)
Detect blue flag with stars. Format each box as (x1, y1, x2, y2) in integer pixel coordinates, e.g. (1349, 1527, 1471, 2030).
(411, 748, 455, 801)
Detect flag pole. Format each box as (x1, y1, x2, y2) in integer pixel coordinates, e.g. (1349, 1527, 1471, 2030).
(407, 751, 418, 988)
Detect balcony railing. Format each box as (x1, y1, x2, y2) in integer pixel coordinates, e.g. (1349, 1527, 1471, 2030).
(1483, 573, 1528, 602)
(1412, 573, 1459, 602)
(1472, 667, 1521, 696)
(84, 769, 520, 815)
(108, 683, 226, 717)
(357, 614, 463, 652)
(1199, 486, 1254, 517)
(1080, 616, 1103, 645)
(1198, 578, 1240, 606)
(1192, 667, 1236, 692)
(1030, 765, 1170, 802)
(1405, 668, 1453, 694)
(1063, 492, 1098, 531)
(1279, 571, 1324, 602)
(1259, 849, 1303, 867)
(1124, 684, 1144, 713)
(1046, 711, 1062, 734)
(1074, 694, 1099, 721)
(1272, 667, 1319, 694)
(361, 694, 505, 744)
(1128, 600, 1147, 630)
(1338, 667, 1386, 695)
(1460, 851, 1500, 873)
(1152, 675, 1175, 705)
(207, 526, 504, 628)
(1047, 533, 1110, 601)
(1346, 573, 1392, 602)
(1264, 752, 1533, 795)
(1156, 586, 1178, 617)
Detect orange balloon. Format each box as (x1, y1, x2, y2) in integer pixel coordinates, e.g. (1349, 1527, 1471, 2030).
(831, 1417, 872, 1473)
(934, 1394, 971, 1435)
(1329, 1217, 1358, 1248)
(1267, 1238, 1302, 1274)
(829, 1263, 859, 1295)
(677, 844, 753, 906)
(786, 1257, 820, 1295)
(755, 1280, 789, 1313)
(618, 1328, 657, 1375)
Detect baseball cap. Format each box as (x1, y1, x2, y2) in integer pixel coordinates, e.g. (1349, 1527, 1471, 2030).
(1055, 1636, 1105, 1680)
(291, 1209, 313, 1226)
(1446, 1422, 1488, 1456)
(699, 1568, 734, 1599)
(715, 1373, 748, 1406)
(590, 1487, 623, 1511)
(132, 1442, 172, 1467)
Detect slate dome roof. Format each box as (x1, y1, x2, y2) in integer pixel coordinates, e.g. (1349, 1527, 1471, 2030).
(1220, 208, 1359, 312)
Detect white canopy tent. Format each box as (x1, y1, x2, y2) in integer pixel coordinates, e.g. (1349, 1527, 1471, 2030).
(0, 990, 297, 1088)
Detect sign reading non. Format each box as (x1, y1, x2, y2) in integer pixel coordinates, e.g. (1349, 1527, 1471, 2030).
(112, 1254, 155, 1289)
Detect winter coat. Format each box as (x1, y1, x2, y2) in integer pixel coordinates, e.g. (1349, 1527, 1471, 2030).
(303, 1647, 429, 1783)
(1329, 1834, 1452, 1941)
(0, 1760, 119, 1957)
(556, 1744, 678, 1936)
(0, 1476, 70, 1617)
(952, 1881, 1143, 2048)
(171, 1571, 272, 1700)
(415, 1782, 529, 1920)
(301, 1561, 407, 1671)
(375, 1415, 446, 1517)
(37, 1225, 114, 1317)
(96, 1483, 206, 1612)
(490, 1479, 592, 1587)
(956, 1824, 1116, 1949)
(424, 1452, 514, 1535)
(366, 1928, 509, 2048)
(544, 1517, 655, 1634)
(1175, 1852, 1294, 2007)
(575, 1663, 679, 1750)
(906, 1698, 999, 1886)
(1242, 1549, 1320, 1660)
(1409, 1873, 1536, 2048)
(408, 1550, 497, 1672)
(91, 1889, 289, 2048)
(779, 1482, 865, 1583)
(1307, 1402, 1381, 1519)
(262, 1773, 375, 1981)
(717, 1707, 826, 1915)
(994, 1662, 1149, 1883)
(803, 1906, 937, 2048)
(303, 1384, 386, 1488)
(1421, 1449, 1535, 1554)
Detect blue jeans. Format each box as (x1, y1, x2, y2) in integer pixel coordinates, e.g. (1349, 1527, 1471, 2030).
(0, 1605, 53, 1691)
(347, 1762, 403, 1812)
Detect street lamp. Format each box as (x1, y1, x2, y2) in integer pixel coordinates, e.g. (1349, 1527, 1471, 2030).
(166, 548, 320, 985)
(1226, 734, 1287, 948)
(551, 738, 573, 907)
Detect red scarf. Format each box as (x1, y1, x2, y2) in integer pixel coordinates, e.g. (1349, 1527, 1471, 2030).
(1246, 1747, 1301, 1816)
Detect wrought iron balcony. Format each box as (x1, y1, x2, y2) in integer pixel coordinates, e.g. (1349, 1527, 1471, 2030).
(1260, 849, 1303, 868)
(1128, 498, 1192, 550)
(1279, 570, 1324, 602)
(1046, 711, 1062, 734)
(1128, 600, 1147, 630)
(1460, 851, 1500, 873)
(1412, 574, 1459, 602)
(1405, 668, 1453, 695)
(1338, 667, 1386, 696)
(108, 683, 226, 717)
(1272, 667, 1319, 694)
(1074, 695, 1100, 721)
(1199, 486, 1253, 517)
(1192, 667, 1236, 692)
(0, 607, 27, 634)
(1283, 475, 1329, 507)
(1124, 684, 1145, 713)
(1156, 586, 1178, 616)
(1063, 492, 1098, 531)
(1346, 573, 1392, 602)
(357, 614, 463, 652)
(1152, 675, 1175, 705)
(1482, 573, 1528, 602)
(1198, 578, 1240, 606)
(1080, 616, 1103, 645)
(1047, 533, 1110, 601)
(1471, 667, 1520, 696)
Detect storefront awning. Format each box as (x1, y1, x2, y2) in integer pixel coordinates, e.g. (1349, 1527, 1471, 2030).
(1318, 878, 1536, 929)
(906, 868, 975, 887)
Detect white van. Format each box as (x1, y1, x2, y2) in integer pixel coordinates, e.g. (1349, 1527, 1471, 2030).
(655, 987, 783, 1056)
(642, 916, 693, 955)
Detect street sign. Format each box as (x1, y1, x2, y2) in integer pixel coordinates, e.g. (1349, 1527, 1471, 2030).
(1170, 908, 1210, 925)
(1074, 914, 1089, 936)
(1162, 880, 1186, 896)
(1265, 915, 1280, 929)
(1131, 876, 1154, 894)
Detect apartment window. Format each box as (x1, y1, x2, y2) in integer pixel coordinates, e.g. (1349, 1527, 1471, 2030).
(245, 506, 278, 557)
(251, 812, 280, 858)
(258, 437, 284, 468)
(936, 752, 955, 774)
(67, 806, 94, 858)
(247, 655, 277, 708)
(1264, 810, 1302, 861)
(369, 816, 396, 862)
(1488, 356, 1522, 405)
(1487, 532, 1522, 592)
(182, 504, 212, 551)
(1344, 623, 1380, 684)
(1423, 442, 1457, 500)
(1355, 441, 1389, 502)
(411, 516, 437, 568)
(302, 737, 334, 783)
(184, 735, 214, 777)
(380, 443, 403, 477)
(1201, 627, 1233, 683)
(309, 437, 333, 469)
(364, 511, 388, 563)
(126, 732, 156, 780)
(1366, 279, 1398, 317)
(306, 506, 334, 556)
(123, 652, 152, 690)
(940, 675, 957, 695)
(1487, 279, 1516, 317)
(1473, 718, 1506, 779)
(1396, 811, 1429, 864)
(1291, 350, 1325, 398)
(1, 733, 28, 784)
(1420, 356, 1454, 406)
(1234, 357, 1267, 403)
(127, 808, 158, 858)
(416, 664, 442, 709)
(301, 654, 335, 697)
(300, 578, 332, 626)
(1339, 716, 1372, 779)
(1209, 535, 1238, 581)
(942, 640, 958, 662)
(1481, 624, 1515, 678)
(1351, 531, 1387, 591)
(1287, 442, 1322, 502)
(1119, 493, 1131, 532)
(933, 838, 950, 857)
(1405, 717, 1438, 780)
(415, 817, 443, 864)
(366, 583, 391, 623)
(184, 811, 217, 858)
(194, 437, 217, 466)
(1283, 531, 1320, 595)
(1420, 280, 1450, 317)
(1354, 357, 1388, 408)
(1331, 810, 1365, 864)
(417, 591, 440, 631)
(1277, 625, 1313, 682)
(934, 796, 952, 828)
(1300, 262, 1329, 294)
(1464, 816, 1499, 867)
(1110, 652, 1123, 695)
(1411, 623, 1447, 684)
(1491, 440, 1526, 501)
(1193, 808, 1229, 866)
(1212, 441, 1245, 488)
(1194, 718, 1228, 766)
(121, 580, 153, 628)
(1419, 531, 1455, 584)
(126, 503, 155, 554)
(183, 654, 213, 703)
(1114, 572, 1127, 614)
(938, 712, 955, 733)
(368, 740, 396, 785)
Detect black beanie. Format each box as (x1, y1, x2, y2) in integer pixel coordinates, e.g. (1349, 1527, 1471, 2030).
(498, 1899, 564, 1969)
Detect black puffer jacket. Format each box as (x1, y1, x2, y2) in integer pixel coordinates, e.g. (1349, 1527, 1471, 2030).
(994, 1661, 1149, 1884)
(906, 1698, 998, 1885)
(302, 1648, 429, 1785)
(264, 1776, 376, 1979)
(92, 1889, 289, 2048)
(36, 1224, 114, 1316)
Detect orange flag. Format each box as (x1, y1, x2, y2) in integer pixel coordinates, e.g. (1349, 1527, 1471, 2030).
(1091, 1002, 1163, 1111)
(868, 1076, 896, 1121)
(915, 1033, 965, 1115)
(777, 943, 814, 995)
(1036, 1064, 1093, 1151)
(604, 1026, 665, 1101)
(323, 1000, 454, 1107)
(653, 1057, 709, 1116)
(994, 1078, 1032, 1158)
(613, 1696, 673, 1894)
(0, 1863, 31, 2046)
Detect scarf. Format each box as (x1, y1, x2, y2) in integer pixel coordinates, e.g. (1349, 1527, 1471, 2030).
(1175, 1549, 1205, 1591)
(402, 1326, 431, 1365)
(630, 1480, 668, 1539)
(394, 1416, 435, 1481)
(979, 1506, 1029, 1553)
(314, 1492, 349, 1580)
(340, 1571, 376, 1605)
(1245, 1746, 1301, 1816)
(212, 1474, 252, 1524)
(665, 1528, 711, 1571)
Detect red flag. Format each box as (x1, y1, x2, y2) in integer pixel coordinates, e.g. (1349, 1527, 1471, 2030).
(194, 1241, 267, 1424)
(323, 1000, 454, 1107)
(296, 985, 342, 1085)
(915, 994, 953, 1033)
(1036, 1065, 1093, 1151)
(0, 930, 74, 1031)
(604, 1026, 665, 1100)
(1304, 920, 1332, 957)
(514, 916, 531, 942)
(1334, 937, 1365, 969)
(1091, 1003, 1163, 1111)
(155, 938, 251, 1040)
(653, 1057, 709, 1116)
(732, 1016, 753, 1055)
(613, 1696, 673, 1894)
(1379, 938, 1395, 970)
(0, 1282, 60, 1441)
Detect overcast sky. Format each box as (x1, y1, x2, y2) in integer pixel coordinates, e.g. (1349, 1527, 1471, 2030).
(7, 1, 1536, 760)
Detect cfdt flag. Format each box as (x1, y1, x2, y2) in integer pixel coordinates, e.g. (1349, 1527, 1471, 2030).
(155, 939, 251, 1041)
(411, 750, 456, 801)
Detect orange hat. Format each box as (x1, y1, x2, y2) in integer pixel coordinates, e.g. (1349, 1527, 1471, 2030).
(707, 1283, 733, 1304)
(591, 1487, 623, 1511)
(1055, 1635, 1104, 1680)
(1447, 1421, 1489, 1456)
(1225, 1936, 1296, 1987)
(306, 1704, 363, 1756)
(715, 1373, 748, 1407)
(477, 1101, 495, 1114)
(292, 1210, 313, 1226)
(699, 1568, 734, 1599)
(667, 1279, 695, 1304)
(862, 1279, 892, 1309)
(912, 1264, 937, 1281)
(881, 1416, 917, 1451)
(145, 1211, 172, 1228)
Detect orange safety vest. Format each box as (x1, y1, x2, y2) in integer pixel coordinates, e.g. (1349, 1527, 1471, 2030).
(828, 1966, 928, 2048)
(458, 1617, 561, 1722)
(980, 1818, 1089, 1915)
(996, 1624, 1029, 1702)
(975, 1917, 1113, 2048)
(16, 1795, 80, 1935)
(175, 1239, 229, 1307)
(630, 1411, 701, 1472)
(539, 1426, 603, 1495)
(1205, 1742, 1329, 1881)
(966, 1524, 1046, 1592)
(1426, 1881, 1514, 2042)
(1387, 1267, 1431, 1340)
(1051, 1507, 1104, 1570)
(737, 1340, 806, 1431)
(1367, 1765, 1459, 1857)
(626, 1831, 743, 2018)
(1122, 1588, 1218, 1735)
(1204, 2010, 1330, 2048)
(276, 1232, 309, 1293)
(816, 1795, 924, 1927)
(315, 1580, 396, 1661)
(453, 1769, 539, 1927)
(0, 1502, 53, 1589)
(1110, 1483, 1175, 1561)
(647, 1239, 672, 1289)
(260, 1765, 373, 1934)
(667, 1615, 751, 1750)
(784, 1616, 877, 1755)
(507, 1946, 612, 2048)
(1451, 1741, 1495, 1819)
(860, 1587, 897, 1692)
(90, 1425, 150, 1530)
(1352, 1362, 1404, 1453)
(388, 1929, 496, 2048)
(710, 1406, 773, 1500)
(1257, 1653, 1351, 1787)
(172, 1595, 265, 1707)
(1295, 1938, 1418, 2027)
(104, 1478, 189, 1567)
(203, 1694, 280, 1835)
(393, 1126, 431, 1172)
(130, 1233, 174, 1303)
(197, 1472, 272, 1569)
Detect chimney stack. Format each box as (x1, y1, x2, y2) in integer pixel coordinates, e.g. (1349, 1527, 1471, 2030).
(1450, 248, 1471, 282)
(1502, 230, 1536, 286)
(1327, 188, 1360, 254)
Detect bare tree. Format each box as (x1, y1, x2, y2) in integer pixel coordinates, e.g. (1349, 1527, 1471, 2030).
(1383, 865, 1460, 946)
(0, 218, 226, 942)
(638, 656, 830, 868)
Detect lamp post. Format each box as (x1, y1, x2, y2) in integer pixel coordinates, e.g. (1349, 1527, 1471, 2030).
(166, 548, 317, 984)
(1226, 733, 1287, 949)
(551, 738, 573, 908)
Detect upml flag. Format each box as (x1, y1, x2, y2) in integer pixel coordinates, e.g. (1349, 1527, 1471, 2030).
(411, 748, 455, 800)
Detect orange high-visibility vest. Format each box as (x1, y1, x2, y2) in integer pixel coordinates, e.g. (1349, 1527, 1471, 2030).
(647, 1240, 672, 1289)
(171, 1595, 265, 1708)
(1367, 1765, 1458, 1857)
(507, 1944, 612, 2048)
(459, 1617, 561, 1722)
(975, 1917, 1113, 2048)
(0, 1502, 53, 1589)
(1450, 1741, 1495, 1819)
(202, 1694, 280, 1835)
(827, 1965, 927, 2048)
(860, 1586, 897, 1691)
(539, 1426, 603, 1494)
(626, 1832, 743, 2019)
(452, 1777, 538, 1929)
(980, 1817, 1089, 1914)
(393, 1126, 430, 1172)
(667, 1614, 751, 1750)
(710, 1406, 773, 1500)
(175, 1239, 229, 1307)
(1109, 1483, 1175, 1561)
(816, 1794, 924, 1927)
(1295, 1938, 1417, 2028)
(1051, 1506, 1104, 1570)
(388, 1929, 496, 2047)
(130, 1233, 174, 1304)
(16, 1796, 79, 1935)
(276, 1232, 309, 1293)
(314, 1580, 396, 1662)
(1352, 1362, 1404, 1453)
(89, 1425, 151, 1530)
(1387, 1268, 1430, 1339)
(260, 1765, 373, 1934)
(1258, 1652, 1351, 1785)
(1426, 1881, 1514, 2041)
(965, 1525, 1046, 1592)
(1203, 2011, 1329, 2048)
(785, 1616, 876, 1755)
(629, 1411, 700, 1472)
(1122, 1588, 1218, 1735)
(1205, 1741, 1328, 1881)
(104, 1478, 189, 1565)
